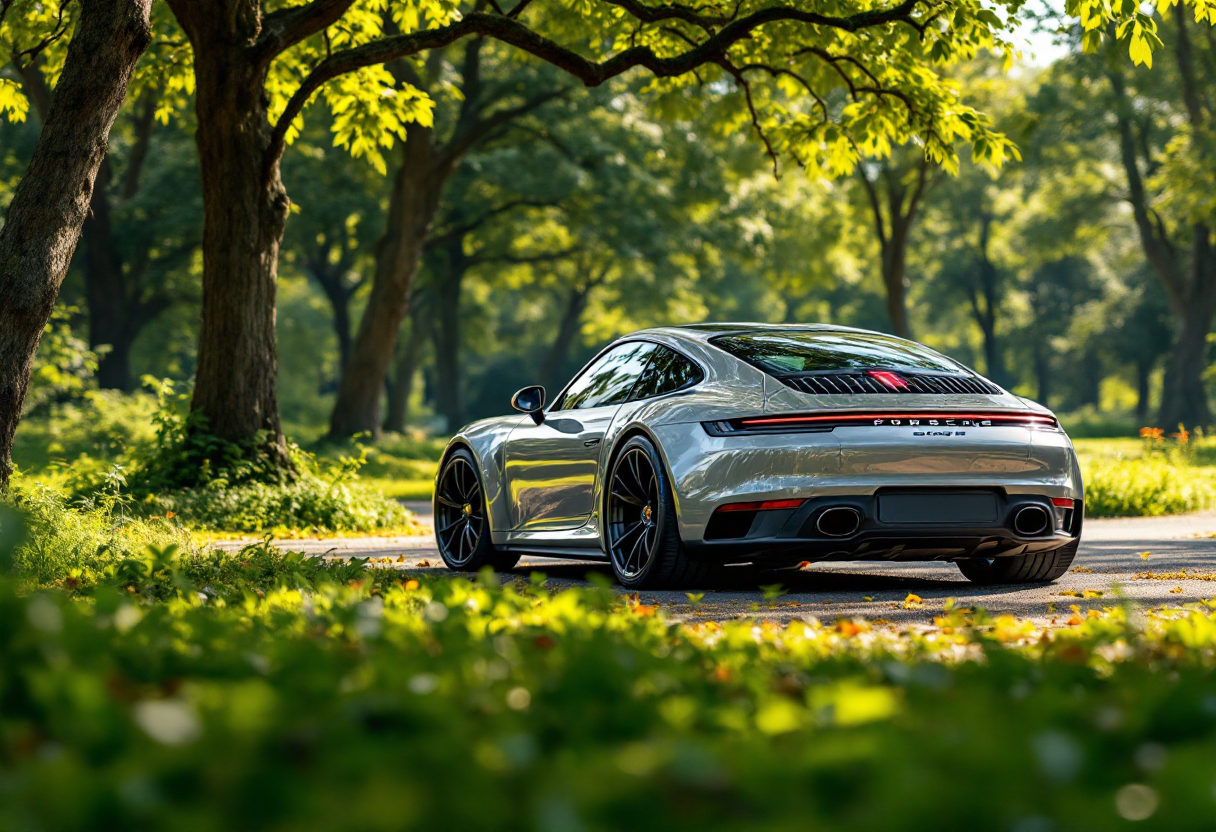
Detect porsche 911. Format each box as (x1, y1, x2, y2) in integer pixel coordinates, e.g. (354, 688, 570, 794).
(433, 324, 1083, 588)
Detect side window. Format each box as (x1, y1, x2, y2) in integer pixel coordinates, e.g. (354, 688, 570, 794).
(557, 342, 658, 410)
(629, 346, 702, 401)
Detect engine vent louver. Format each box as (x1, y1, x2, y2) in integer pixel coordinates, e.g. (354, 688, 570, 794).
(782, 372, 1002, 396)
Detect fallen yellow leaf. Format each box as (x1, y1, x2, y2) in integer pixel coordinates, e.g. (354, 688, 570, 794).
(903, 593, 924, 609)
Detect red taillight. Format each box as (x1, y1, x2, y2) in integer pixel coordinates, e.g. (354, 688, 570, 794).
(866, 370, 910, 390)
(1051, 498, 1075, 509)
(736, 411, 1058, 428)
(716, 498, 805, 513)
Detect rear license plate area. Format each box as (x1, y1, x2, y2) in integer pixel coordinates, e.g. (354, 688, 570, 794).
(877, 492, 998, 525)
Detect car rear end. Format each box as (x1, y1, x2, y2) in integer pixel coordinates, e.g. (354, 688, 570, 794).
(652, 327, 1082, 569)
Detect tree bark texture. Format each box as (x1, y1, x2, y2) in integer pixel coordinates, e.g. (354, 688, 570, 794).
(0, 0, 152, 487)
(167, 0, 292, 463)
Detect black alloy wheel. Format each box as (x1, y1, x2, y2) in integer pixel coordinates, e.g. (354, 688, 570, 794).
(607, 446, 661, 581)
(434, 449, 519, 572)
(605, 435, 719, 589)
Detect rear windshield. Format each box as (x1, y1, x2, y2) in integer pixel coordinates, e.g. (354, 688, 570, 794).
(710, 331, 962, 375)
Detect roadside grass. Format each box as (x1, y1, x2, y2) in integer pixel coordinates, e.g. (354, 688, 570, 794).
(313, 432, 445, 501)
(1074, 435, 1215, 517)
(5, 531, 1216, 829)
(11, 388, 423, 536)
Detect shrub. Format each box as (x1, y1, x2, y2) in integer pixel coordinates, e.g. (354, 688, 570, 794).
(1083, 457, 1213, 517)
(5, 565, 1216, 830)
(138, 468, 415, 534)
(1, 475, 199, 590)
(0, 479, 393, 596)
(97, 380, 416, 534)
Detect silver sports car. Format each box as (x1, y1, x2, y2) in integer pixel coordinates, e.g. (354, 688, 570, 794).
(433, 324, 1084, 588)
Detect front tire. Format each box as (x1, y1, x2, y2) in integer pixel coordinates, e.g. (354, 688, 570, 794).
(434, 448, 519, 573)
(605, 435, 716, 589)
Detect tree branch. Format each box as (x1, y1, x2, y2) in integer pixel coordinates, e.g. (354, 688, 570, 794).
(427, 199, 558, 249)
(469, 245, 582, 267)
(266, 0, 928, 169)
(257, 0, 357, 63)
(121, 92, 158, 200)
(857, 166, 887, 247)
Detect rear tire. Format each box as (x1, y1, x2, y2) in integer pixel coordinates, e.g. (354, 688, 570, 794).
(605, 435, 718, 589)
(434, 448, 520, 573)
(956, 538, 1079, 584)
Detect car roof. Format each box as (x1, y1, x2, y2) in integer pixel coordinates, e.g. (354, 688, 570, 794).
(638, 322, 884, 344)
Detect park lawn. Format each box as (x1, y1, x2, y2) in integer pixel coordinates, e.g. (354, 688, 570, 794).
(312, 432, 445, 502)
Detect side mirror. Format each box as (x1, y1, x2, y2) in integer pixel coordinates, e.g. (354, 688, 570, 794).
(511, 385, 546, 424)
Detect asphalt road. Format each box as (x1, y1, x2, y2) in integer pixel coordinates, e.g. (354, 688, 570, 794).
(220, 504, 1216, 626)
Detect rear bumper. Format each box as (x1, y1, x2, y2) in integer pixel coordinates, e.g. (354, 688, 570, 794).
(652, 421, 1084, 548)
(682, 490, 1082, 566)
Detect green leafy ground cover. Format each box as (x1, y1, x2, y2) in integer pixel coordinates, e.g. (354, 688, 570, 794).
(1075, 435, 1215, 517)
(12, 387, 418, 535)
(4, 544, 1216, 829)
(5, 488, 1216, 829)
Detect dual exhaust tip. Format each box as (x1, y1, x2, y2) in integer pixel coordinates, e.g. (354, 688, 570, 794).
(1012, 505, 1051, 536)
(816, 506, 863, 538)
(813, 503, 1052, 538)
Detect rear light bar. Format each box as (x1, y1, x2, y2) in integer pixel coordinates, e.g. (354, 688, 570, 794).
(703, 410, 1059, 435)
(1051, 498, 1075, 509)
(716, 498, 806, 513)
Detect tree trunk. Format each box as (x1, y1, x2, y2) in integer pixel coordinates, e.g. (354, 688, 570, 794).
(1135, 357, 1152, 424)
(170, 5, 291, 467)
(1079, 348, 1102, 409)
(972, 224, 1005, 385)
(880, 233, 913, 340)
(81, 157, 137, 390)
(308, 263, 355, 372)
(431, 245, 469, 432)
(328, 127, 450, 439)
(1159, 232, 1216, 428)
(540, 285, 591, 390)
(1033, 337, 1051, 406)
(0, 0, 152, 487)
(384, 310, 425, 433)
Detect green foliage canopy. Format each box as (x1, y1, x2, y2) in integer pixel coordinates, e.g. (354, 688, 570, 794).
(8, 0, 1212, 181)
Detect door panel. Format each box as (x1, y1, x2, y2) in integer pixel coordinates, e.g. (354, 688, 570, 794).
(504, 407, 617, 531)
(504, 340, 659, 531)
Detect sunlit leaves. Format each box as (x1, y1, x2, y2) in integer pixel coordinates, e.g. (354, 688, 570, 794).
(0, 78, 27, 123)
(1070, 0, 1210, 65)
(325, 68, 435, 174)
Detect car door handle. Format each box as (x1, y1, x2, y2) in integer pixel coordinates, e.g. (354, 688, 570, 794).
(583, 438, 601, 447)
